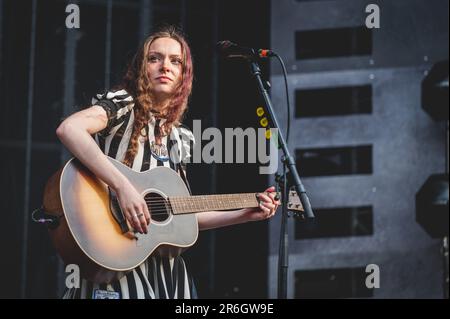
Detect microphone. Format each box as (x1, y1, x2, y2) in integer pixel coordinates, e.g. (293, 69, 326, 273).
(217, 40, 275, 59)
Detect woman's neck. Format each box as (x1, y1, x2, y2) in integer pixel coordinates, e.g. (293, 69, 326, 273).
(152, 96, 170, 114)
(152, 96, 171, 116)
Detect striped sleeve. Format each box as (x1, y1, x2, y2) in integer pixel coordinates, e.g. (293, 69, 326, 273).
(91, 89, 134, 136)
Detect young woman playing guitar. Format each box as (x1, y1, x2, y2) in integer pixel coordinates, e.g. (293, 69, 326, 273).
(55, 26, 279, 299)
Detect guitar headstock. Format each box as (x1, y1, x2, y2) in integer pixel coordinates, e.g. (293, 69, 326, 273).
(287, 190, 304, 212)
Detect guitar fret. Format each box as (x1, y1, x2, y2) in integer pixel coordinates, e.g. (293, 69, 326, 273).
(170, 193, 259, 215)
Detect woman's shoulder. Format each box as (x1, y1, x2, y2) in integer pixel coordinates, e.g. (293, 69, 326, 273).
(91, 88, 134, 106)
(91, 88, 135, 137)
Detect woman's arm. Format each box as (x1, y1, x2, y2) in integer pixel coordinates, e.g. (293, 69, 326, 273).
(197, 187, 280, 231)
(56, 106, 150, 233)
(56, 106, 126, 191)
(197, 209, 248, 231)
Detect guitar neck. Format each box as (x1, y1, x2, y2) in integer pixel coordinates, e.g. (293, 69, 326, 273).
(169, 193, 259, 215)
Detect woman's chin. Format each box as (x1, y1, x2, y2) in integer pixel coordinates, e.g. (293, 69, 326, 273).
(153, 88, 174, 96)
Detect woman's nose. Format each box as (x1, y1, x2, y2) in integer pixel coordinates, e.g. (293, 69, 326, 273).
(160, 59, 171, 72)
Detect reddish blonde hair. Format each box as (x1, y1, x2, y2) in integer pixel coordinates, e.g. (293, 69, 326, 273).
(121, 26, 193, 168)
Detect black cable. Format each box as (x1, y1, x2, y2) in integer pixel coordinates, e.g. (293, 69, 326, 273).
(274, 53, 291, 144)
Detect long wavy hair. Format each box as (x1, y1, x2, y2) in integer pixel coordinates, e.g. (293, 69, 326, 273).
(120, 26, 193, 168)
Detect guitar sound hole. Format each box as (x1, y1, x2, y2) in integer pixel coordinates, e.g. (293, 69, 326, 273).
(144, 192, 170, 222)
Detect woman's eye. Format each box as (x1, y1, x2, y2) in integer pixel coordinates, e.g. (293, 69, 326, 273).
(171, 59, 182, 65)
(148, 56, 159, 62)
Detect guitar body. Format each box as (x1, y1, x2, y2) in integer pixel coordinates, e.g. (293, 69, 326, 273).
(43, 157, 197, 284)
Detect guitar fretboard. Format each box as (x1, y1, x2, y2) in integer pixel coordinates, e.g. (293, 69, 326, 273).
(169, 193, 259, 214)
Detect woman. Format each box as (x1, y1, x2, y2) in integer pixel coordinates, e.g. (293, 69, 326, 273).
(56, 26, 279, 299)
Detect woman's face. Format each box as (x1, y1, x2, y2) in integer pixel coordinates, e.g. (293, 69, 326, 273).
(146, 37, 183, 100)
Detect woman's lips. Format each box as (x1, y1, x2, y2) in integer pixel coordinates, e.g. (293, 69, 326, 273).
(156, 76, 172, 83)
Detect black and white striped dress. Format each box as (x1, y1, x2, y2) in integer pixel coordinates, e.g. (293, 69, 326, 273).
(63, 89, 197, 299)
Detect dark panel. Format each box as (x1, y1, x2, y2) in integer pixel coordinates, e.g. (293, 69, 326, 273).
(110, 4, 140, 86)
(296, 85, 372, 118)
(415, 173, 449, 238)
(296, 145, 372, 177)
(295, 267, 373, 298)
(0, 147, 25, 298)
(32, 0, 65, 142)
(152, 0, 181, 27)
(75, 3, 107, 108)
(296, 206, 373, 239)
(421, 60, 449, 121)
(295, 26, 372, 60)
(0, 0, 31, 141)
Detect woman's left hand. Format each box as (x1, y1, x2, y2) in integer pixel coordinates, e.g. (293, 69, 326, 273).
(242, 186, 281, 222)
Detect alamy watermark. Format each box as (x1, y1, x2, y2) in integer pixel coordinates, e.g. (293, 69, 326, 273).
(65, 4, 80, 29)
(173, 120, 279, 175)
(65, 264, 80, 289)
(365, 264, 380, 289)
(365, 4, 380, 29)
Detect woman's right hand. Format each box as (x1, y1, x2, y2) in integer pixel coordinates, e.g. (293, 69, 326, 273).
(115, 180, 150, 234)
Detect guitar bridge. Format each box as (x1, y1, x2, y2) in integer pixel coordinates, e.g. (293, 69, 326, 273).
(134, 232, 144, 246)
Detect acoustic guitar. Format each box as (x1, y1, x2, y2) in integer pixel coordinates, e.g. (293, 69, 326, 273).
(42, 156, 304, 283)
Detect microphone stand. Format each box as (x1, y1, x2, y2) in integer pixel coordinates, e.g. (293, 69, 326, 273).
(247, 59, 315, 299)
(276, 160, 289, 299)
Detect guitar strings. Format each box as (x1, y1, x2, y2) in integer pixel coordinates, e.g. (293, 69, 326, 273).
(139, 196, 262, 211)
(141, 201, 259, 211)
(142, 195, 258, 202)
(144, 196, 254, 202)
(119, 207, 256, 217)
(141, 203, 259, 210)
(115, 200, 259, 216)
(141, 198, 259, 206)
(112, 193, 270, 216)
(142, 198, 259, 205)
